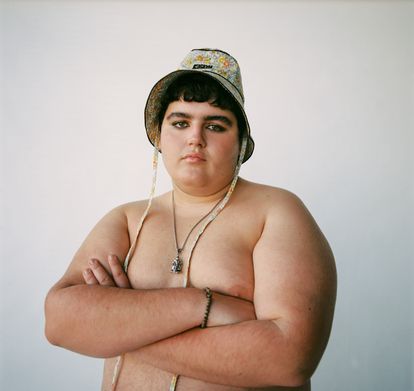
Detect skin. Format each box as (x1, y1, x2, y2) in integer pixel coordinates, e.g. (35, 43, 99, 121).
(44, 100, 337, 390)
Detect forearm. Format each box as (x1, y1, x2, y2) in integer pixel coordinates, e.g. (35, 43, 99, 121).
(131, 319, 307, 388)
(44, 284, 205, 358)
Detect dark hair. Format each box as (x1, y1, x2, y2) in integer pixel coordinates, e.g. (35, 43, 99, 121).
(157, 73, 246, 143)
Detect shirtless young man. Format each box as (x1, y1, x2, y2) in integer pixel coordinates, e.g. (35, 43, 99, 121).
(45, 49, 337, 391)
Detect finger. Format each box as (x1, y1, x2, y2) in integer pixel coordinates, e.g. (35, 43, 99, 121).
(108, 254, 131, 289)
(88, 258, 115, 287)
(83, 268, 99, 285)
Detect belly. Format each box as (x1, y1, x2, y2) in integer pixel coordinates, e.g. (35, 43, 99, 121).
(102, 356, 246, 391)
(102, 357, 311, 391)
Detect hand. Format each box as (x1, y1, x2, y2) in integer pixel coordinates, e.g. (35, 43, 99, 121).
(82, 254, 131, 289)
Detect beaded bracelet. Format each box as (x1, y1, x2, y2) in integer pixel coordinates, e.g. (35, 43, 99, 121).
(200, 287, 212, 329)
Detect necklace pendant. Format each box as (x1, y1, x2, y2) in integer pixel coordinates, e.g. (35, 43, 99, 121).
(171, 255, 183, 273)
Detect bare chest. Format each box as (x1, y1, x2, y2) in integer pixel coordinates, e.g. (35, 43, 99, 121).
(125, 207, 261, 301)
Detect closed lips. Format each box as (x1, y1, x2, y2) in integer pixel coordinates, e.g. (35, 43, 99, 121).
(183, 153, 206, 161)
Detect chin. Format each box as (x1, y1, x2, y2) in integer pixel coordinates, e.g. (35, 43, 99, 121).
(177, 174, 210, 189)
(167, 163, 235, 192)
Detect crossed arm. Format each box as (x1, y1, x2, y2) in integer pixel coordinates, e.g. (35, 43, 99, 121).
(45, 256, 254, 360)
(44, 192, 337, 388)
(80, 256, 309, 387)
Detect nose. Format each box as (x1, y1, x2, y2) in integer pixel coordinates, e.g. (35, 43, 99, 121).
(187, 123, 206, 149)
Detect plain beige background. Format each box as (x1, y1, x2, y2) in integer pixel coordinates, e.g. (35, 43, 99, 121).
(1, 1, 413, 390)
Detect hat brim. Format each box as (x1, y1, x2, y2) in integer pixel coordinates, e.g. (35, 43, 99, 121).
(144, 69, 254, 163)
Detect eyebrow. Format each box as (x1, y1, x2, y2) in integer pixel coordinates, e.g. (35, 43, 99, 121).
(166, 112, 233, 126)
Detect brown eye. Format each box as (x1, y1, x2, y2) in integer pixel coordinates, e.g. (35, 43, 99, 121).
(206, 124, 225, 132)
(172, 121, 188, 129)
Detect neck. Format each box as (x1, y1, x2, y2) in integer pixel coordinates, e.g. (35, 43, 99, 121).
(172, 179, 237, 207)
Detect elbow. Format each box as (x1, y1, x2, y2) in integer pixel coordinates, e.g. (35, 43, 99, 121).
(44, 289, 65, 347)
(283, 367, 313, 388)
(44, 292, 57, 346)
(265, 348, 316, 388)
(44, 288, 116, 359)
(281, 349, 318, 387)
(266, 365, 312, 388)
(44, 318, 60, 347)
(45, 326, 60, 348)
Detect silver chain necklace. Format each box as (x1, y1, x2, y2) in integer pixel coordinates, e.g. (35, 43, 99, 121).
(170, 191, 223, 273)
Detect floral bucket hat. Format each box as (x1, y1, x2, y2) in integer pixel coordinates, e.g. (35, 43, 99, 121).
(144, 48, 255, 163)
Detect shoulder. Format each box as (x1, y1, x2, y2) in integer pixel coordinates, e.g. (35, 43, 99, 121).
(81, 198, 156, 249)
(237, 178, 308, 222)
(238, 177, 298, 199)
(119, 193, 170, 226)
(92, 200, 148, 235)
(235, 179, 318, 241)
(117, 199, 151, 221)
